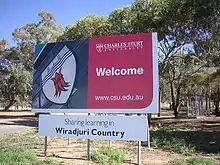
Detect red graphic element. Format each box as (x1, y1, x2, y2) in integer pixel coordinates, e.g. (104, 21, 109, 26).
(88, 33, 153, 109)
(51, 69, 70, 97)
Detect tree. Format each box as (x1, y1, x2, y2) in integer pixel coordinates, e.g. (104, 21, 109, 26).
(59, 6, 138, 41)
(132, 0, 219, 117)
(162, 52, 205, 117)
(12, 12, 64, 70)
(58, 15, 112, 41)
(0, 65, 32, 110)
(0, 40, 7, 55)
(0, 12, 63, 110)
(108, 6, 137, 35)
(210, 70, 220, 115)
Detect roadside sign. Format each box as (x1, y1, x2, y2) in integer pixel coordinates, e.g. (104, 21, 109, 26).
(32, 33, 158, 113)
(39, 115, 148, 141)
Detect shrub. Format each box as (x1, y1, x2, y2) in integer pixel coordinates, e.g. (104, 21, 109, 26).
(0, 147, 59, 165)
(187, 158, 216, 165)
(0, 147, 37, 165)
(91, 147, 124, 165)
(170, 158, 216, 165)
(169, 159, 187, 165)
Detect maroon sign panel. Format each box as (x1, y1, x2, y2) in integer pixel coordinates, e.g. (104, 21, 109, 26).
(88, 33, 153, 109)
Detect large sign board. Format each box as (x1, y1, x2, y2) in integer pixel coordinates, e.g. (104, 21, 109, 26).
(32, 33, 158, 113)
(39, 115, 148, 141)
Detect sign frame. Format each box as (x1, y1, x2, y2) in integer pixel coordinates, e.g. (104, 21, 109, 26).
(32, 33, 158, 114)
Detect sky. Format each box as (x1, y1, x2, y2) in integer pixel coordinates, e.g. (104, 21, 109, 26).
(0, 0, 134, 46)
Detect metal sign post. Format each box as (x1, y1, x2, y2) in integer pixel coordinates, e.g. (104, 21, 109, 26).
(44, 136, 48, 156)
(68, 138, 71, 146)
(138, 141, 141, 165)
(108, 140, 111, 147)
(87, 113, 91, 161)
(147, 129, 151, 149)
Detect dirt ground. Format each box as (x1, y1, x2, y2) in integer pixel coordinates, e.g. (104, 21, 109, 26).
(0, 110, 219, 165)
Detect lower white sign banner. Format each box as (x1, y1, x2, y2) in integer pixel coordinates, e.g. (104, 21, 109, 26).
(39, 115, 148, 141)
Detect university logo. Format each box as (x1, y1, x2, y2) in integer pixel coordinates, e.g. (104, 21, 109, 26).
(41, 46, 77, 104)
(96, 44, 104, 53)
(95, 41, 144, 53)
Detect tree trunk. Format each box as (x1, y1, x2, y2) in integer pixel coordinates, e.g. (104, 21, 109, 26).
(170, 80, 181, 118)
(158, 87, 161, 117)
(205, 94, 208, 115)
(4, 101, 14, 111)
(214, 100, 220, 116)
(175, 86, 181, 118)
(174, 108, 179, 118)
(170, 81, 175, 117)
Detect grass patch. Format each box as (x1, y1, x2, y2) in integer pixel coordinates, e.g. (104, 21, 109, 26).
(170, 158, 217, 165)
(187, 158, 216, 165)
(0, 129, 61, 165)
(169, 159, 187, 165)
(0, 129, 44, 150)
(149, 129, 220, 155)
(0, 147, 59, 165)
(91, 147, 124, 165)
(150, 131, 196, 155)
(160, 125, 195, 132)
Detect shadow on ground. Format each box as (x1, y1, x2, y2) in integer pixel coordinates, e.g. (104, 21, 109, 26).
(0, 115, 34, 119)
(148, 116, 220, 154)
(0, 112, 37, 127)
(150, 130, 220, 154)
(0, 120, 38, 127)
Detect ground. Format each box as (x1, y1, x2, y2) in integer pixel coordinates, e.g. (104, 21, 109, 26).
(0, 110, 219, 165)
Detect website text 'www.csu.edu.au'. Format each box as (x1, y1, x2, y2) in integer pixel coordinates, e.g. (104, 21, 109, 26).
(94, 94, 144, 101)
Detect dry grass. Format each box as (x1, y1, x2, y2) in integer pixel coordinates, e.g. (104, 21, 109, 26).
(0, 111, 220, 165)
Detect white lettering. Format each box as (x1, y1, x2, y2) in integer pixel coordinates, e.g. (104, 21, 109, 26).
(97, 40, 144, 52)
(127, 68, 137, 75)
(96, 68, 106, 76)
(121, 69, 127, 75)
(105, 69, 111, 76)
(115, 69, 120, 75)
(137, 68, 144, 74)
(96, 67, 144, 77)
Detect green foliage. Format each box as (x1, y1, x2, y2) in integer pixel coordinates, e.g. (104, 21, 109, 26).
(170, 158, 216, 165)
(0, 147, 37, 165)
(150, 128, 220, 155)
(170, 159, 187, 165)
(91, 147, 125, 165)
(151, 131, 196, 155)
(40, 158, 60, 165)
(187, 158, 216, 165)
(0, 12, 63, 109)
(0, 147, 59, 165)
(59, 15, 111, 41)
(108, 6, 136, 35)
(0, 39, 7, 54)
(12, 11, 64, 70)
(0, 65, 32, 110)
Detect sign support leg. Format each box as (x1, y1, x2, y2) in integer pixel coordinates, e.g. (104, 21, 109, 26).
(147, 118, 151, 149)
(108, 140, 111, 147)
(87, 113, 91, 161)
(44, 136, 48, 156)
(138, 141, 141, 165)
(68, 138, 71, 146)
(87, 139, 91, 161)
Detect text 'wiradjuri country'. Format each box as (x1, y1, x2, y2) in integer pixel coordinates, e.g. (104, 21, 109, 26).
(55, 128, 125, 138)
